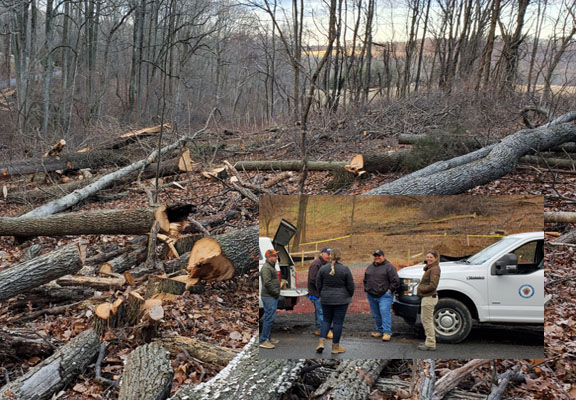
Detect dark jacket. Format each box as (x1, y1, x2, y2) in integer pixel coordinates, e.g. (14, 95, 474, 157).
(316, 262, 355, 305)
(417, 261, 441, 297)
(308, 256, 328, 297)
(363, 260, 400, 297)
(260, 260, 280, 299)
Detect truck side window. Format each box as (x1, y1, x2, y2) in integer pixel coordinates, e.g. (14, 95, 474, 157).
(512, 240, 543, 274)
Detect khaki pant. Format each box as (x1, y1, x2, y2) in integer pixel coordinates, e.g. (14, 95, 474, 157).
(421, 296, 438, 348)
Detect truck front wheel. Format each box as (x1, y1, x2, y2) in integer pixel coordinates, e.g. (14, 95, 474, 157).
(434, 298, 472, 344)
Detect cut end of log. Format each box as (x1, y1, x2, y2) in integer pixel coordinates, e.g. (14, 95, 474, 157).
(95, 303, 114, 320)
(187, 238, 235, 282)
(201, 167, 227, 180)
(76, 146, 93, 153)
(44, 139, 67, 158)
(172, 274, 200, 289)
(98, 263, 114, 276)
(154, 204, 170, 233)
(178, 149, 196, 172)
(344, 154, 365, 175)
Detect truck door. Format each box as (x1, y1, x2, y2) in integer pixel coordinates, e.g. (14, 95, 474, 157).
(487, 239, 544, 322)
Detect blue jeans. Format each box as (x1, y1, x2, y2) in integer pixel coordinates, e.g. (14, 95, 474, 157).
(309, 296, 324, 330)
(260, 296, 278, 343)
(367, 293, 394, 335)
(321, 304, 349, 344)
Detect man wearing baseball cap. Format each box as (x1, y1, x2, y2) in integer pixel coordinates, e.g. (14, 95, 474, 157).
(363, 249, 400, 342)
(260, 249, 281, 349)
(307, 248, 333, 339)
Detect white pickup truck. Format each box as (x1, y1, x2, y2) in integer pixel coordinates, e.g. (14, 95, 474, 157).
(259, 219, 308, 318)
(393, 232, 544, 343)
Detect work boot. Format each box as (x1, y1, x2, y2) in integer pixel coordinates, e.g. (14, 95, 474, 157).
(331, 343, 346, 354)
(313, 330, 321, 336)
(370, 332, 382, 338)
(382, 333, 391, 342)
(316, 338, 326, 353)
(327, 330, 333, 339)
(259, 340, 275, 349)
(417, 343, 436, 351)
(269, 338, 279, 344)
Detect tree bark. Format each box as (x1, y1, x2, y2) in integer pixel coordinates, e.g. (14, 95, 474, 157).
(0, 151, 131, 177)
(233, 160, 346, 172)
(312, 359, 390, 400)
(156, 336, 239, 367)
(545, 212, 576, 223)
(365, 111, 576, 195)
(169, 337, 305, 400)
(0, 207, 174, 237)
(187, 225, 259, 283)
(0, 242, 86, 302)
(118, 343, 174, 400)
(0, 330, 100, 400)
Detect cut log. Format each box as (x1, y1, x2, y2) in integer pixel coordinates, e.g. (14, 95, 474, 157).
(544, 211, 576, 223)
(365, 111, 576, 195)
(8, 285, 96, 308)
(345, 150, 411, 175)
(57, 274, 126, 290)
(521, 155, 576, 169)
(0, 151, 131, 178)
(373, 378, 490, 400)
(432, 359, 490, 400)
(312, 359, 390, 400)
(20, 116, 214, 217)
(5, 177, 96, 204)
(202, 167, 228, 180)
(118, 343, 174, 400)
(399, 133, 576, 153)
(186, 225, 258, 284)
(155, 336, 239, 367)
(0, 328, 56, 360)
(0, 330, 100, 400)
(169, 337, 305, 400)
(99, 244, 148, 274)
(0, 205, 190, 237)
(145, 275, 187, 298)
(232, 160, 346, 172)
(0, 242, 86, 302)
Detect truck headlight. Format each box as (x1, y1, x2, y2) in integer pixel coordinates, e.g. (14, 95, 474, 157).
(403, 278, 420, 296)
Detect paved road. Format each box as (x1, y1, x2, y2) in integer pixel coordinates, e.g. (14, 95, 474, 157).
(259, 313, 544, 359)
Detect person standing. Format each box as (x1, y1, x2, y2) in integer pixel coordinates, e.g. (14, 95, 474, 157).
(307, 248, 332, 338)
(364, 249, 400, 341)
(315, 248, 354, 354)
(259, 249, 281, 349)
(417, 250, 441, 351)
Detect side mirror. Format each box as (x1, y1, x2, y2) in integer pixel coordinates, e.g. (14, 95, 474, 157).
(492, 253, 519, 275)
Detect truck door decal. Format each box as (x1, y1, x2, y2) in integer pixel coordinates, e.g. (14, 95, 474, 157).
(518, 284, 535, 298)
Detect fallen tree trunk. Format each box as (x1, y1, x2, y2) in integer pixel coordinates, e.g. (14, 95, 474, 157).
(56, 274, 126, 290)
(0, 330, 100, 400)
(345, 150, 410, 174)
(0, 151, 131, 178)
(169, 337, 305, 400)
(0, 242, 86, 302)
(187, 224, 259, 284)
(118, 343, 173, 400)
(155, 336, 239, 367)
(232, 160, 346, 171)
(312, 359, 390, 400)
(20, 114, 214, 217)
(0, 205, 186, 236)
(521, 155, 576, 169)
(399, 133, 576, 153)
(0, 328, 57, 360)
(365, 111, 576, 195)
(544, 211, 576, 223)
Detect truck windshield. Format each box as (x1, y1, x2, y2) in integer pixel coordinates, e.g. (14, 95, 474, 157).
(465, 237, 519, 265)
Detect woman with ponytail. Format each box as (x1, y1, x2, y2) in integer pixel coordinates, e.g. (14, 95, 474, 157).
(416, 250, 441, 351)
(315, 248, 355, 354)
